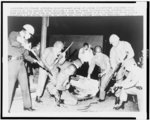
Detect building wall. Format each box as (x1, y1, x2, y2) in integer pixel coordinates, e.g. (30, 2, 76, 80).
(47, 35, 103, 60)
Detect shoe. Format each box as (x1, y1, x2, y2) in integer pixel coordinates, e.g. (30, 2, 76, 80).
(24, 107, 35, 111)
(56, 99, 61, 107)
(59, 99, 64, 104)
(98, 99, 105, 102)
(113, 104, 124, 110)
(115, 97, 120, 105)
(35, 96, 43, 103)
(8, 110, 10, 113)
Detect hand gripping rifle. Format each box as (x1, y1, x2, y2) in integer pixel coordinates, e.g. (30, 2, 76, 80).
(110, 52, 129, 81)
(29, 49, 53, 76)
(105, 52, 129, 92)
(18, 38, 53, 76)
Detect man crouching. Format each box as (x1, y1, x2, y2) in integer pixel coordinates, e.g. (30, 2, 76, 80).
(47, 64, 77, 106)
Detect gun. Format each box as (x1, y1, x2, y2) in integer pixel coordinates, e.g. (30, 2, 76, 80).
(53, 42, 74, 65)
(17, 38, 53, 76)
(110, 52, 129, 81)
(29, 49, 53, 76)
(105, 52, 129, 92)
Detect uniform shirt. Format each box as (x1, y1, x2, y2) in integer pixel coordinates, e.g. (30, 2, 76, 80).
(121, 66, 144, 89)
(88, 53, 111, 75)
(78, 47, 93, 63)
(8, 31, 34, 63)
(110, 41, 135, 70)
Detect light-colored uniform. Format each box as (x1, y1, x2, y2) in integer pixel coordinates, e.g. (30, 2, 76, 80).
(8, 31, 35, 111)
(110, 41, 136, 80)
(47, 63, 77, 105)
(36, 47, 61, 97)
(117, 66, 144, 111)
(88, 53, 113, 100)
(78, 47, 93, 64)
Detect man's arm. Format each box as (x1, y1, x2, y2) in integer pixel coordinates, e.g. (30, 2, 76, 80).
(23, 49, 36, 63)
(87, 58, 95, 78)
(120, 73, 138, 89)
(101, 56, 111, 76)
(41, 48, 52, 69)
(110, 48, 117, 71)
(78, 48, 84, 63)
(124, 42, 135, 60)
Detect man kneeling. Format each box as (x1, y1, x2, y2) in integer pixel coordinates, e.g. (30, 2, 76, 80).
(47, 64, 78, 106)
(113, 62, 144, 111)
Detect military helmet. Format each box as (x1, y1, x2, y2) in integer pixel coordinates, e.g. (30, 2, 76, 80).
(23, 24, 35, 35)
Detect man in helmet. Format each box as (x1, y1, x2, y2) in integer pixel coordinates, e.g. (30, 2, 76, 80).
(35, 41, 66, 103)
(87, 46, 113, 101)
(8, 24, 37, 112)
(55, 64, 77, 106)
(113, 62, 144, 111)
(46, 59, 81, 106)
(109, 34, 136, 80)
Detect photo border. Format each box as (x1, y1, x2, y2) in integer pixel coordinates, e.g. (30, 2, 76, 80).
(1, 1, 149, 119)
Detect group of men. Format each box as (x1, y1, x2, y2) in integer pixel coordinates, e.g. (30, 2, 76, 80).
(78, 35, 144, 111)
(8, 24, 144, 113)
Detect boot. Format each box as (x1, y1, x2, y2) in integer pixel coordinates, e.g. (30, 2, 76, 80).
(24, 107, 35, 111)
(35, 96, 42, 103)
(113, 102, 125, 110)
(115, 97, 120, 105)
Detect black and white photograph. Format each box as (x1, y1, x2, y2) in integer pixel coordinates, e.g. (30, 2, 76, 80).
(1, 1, 149, 119)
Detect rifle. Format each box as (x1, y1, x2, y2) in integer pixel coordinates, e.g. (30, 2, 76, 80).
(29, 49, 53, 76)
(53, 42, 74, 65)
(17, 38, 53, 76)
(105, 52, 129, 92)
(110, 52, 129, 81)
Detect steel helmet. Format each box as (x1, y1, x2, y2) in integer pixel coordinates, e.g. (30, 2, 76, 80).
(23, 24, 35, 35)
(109, 34, 120, 44)
(53, 41, 64, 50)
(67, 64, 76, 74)
(72, 59, 82, 69)
(95, 45, 102, 53)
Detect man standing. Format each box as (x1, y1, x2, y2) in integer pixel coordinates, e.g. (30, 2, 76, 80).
(87, 46, 112, 101)
(109, 34, 136, 80)
(8, 24, 37, 112)
(35, 41, 65, 103)
(78, 42, 93, 64)
(78, 43, 93, 77)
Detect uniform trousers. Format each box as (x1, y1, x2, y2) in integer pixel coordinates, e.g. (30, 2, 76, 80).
(118, 87, 143, 111)
(99, 69, 113, 100)
(36, 67, 59, 97)
(8, 59, 31, 111)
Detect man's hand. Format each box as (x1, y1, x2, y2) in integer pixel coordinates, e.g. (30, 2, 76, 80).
(98, 72, 106, 78)
(33, 59, 44, 67)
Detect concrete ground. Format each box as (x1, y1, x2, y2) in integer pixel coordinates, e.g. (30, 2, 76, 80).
(9, 85, 139, 115)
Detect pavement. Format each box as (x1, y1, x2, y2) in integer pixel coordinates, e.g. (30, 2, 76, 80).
(9, 85, 139, 114)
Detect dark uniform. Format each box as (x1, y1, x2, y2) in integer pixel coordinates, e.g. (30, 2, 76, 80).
(8, 31, 35, 112)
